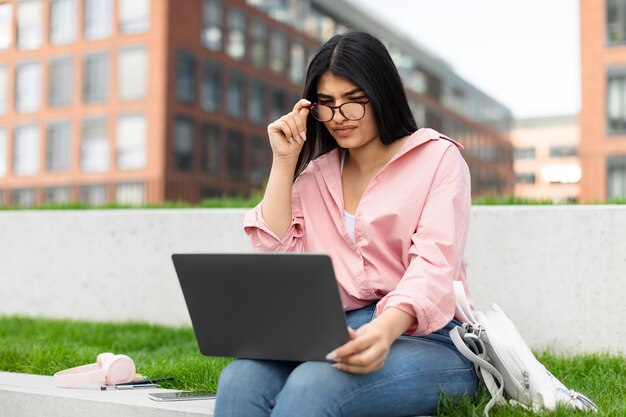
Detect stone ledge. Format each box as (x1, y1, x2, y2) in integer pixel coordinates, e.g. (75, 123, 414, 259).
(0, 372, 214, 417)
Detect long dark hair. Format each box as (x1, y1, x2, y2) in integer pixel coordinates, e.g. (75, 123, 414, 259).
(295, 31, 418, 178)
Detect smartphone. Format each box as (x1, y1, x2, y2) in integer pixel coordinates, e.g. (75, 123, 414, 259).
(148, 391, 216, 401)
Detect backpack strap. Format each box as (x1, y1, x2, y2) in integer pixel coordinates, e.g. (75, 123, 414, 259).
(452, 281, 477, 323)
(451, 281, 505, 417)
(450, 325, 505, 417)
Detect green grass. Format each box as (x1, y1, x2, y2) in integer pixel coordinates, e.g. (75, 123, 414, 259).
(1, 194, 626, 210)
(0, 194, 264, 211)
(1, 316, 623, 416)
(0, 316, 230, 392)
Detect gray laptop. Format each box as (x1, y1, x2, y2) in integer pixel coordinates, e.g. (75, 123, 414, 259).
(172, 253, 350, 362)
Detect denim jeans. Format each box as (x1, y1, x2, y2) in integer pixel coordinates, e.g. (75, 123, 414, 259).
(213, 304, 478, 417)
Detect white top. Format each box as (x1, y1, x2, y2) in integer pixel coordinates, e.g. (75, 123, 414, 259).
(340, 150, 356, 242)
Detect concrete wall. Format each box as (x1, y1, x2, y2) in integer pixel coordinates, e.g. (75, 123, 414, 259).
(0, 207, 624, 354)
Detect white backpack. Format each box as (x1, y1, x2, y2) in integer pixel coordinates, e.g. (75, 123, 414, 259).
(449, 282, 598, 417)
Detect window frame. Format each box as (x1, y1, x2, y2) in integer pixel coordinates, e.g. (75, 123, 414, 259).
(48, 55, 73, 107)
(46, 119, 72, 172)
(83, 51, 110, 103)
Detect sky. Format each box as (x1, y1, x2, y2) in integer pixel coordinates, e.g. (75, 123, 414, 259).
(345, 0, 580, 119)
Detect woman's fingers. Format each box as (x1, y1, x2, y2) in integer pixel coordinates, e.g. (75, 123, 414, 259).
(280, 116, 304, 145)
(327, 335, 369, 361)
(327, 323, 392, 374)
(333, 344, 387, 373)
(271, 104, 309, 143)
(291, 99, 310, 142)
(266, 98, 311, 156)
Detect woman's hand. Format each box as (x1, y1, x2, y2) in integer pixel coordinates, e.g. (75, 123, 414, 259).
(326, 320, 394, 374)
(326, 308, 416, 374)
(267, 99, 311, 161)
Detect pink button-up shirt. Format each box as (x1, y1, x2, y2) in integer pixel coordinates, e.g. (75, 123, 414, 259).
(244, 128, 473, 336)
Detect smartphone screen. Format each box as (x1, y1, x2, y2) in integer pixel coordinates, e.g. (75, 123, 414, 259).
(148, 391, 216, 401)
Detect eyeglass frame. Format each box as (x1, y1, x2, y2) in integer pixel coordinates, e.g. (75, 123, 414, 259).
(306, 98, 371, 122)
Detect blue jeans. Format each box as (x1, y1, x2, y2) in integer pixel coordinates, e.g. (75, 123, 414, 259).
(213, 304, 478, 417)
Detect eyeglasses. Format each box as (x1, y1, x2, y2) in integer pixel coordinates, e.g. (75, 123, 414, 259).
(307, 99, 370, 122)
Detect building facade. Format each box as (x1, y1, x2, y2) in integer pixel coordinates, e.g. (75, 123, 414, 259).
(0, 0, 513, 207)
(511, 115, 580, 203)
(580, 0, 626, 202)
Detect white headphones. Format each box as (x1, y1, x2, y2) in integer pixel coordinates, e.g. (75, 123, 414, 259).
(54, 353, 136, 387)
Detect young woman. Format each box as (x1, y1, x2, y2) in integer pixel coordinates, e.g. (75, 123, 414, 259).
(214, 31, 478, 417)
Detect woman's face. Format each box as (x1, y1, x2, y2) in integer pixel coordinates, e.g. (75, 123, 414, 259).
(315, 72, 379, 150)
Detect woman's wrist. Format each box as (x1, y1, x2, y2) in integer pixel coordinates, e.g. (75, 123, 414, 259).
(373, 307, 416, 343)
(271, 155, 298, 173)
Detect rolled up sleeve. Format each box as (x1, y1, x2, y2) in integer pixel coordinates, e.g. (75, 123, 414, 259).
(376, 145, 471, 335)
(243, 180, 306, 253)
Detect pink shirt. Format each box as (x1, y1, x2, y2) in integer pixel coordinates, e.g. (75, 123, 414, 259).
(244, 128, 473, 336)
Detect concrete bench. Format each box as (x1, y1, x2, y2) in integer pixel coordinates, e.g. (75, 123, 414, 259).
(0, 372, 215, 417)
(1, 207, 624, 353)
(2, 206, 624, 416)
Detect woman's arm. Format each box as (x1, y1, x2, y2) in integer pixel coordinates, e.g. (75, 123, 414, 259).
(326, 308, 415, 374)
(259, 99, 310, 239)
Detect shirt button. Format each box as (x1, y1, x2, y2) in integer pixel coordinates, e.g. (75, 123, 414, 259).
(375, 175, 381, 182)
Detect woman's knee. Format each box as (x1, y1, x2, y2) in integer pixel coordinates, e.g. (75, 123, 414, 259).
(272, 362, 346, 417)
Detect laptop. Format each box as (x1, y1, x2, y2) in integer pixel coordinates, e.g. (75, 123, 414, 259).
(171, 253, 350, 362)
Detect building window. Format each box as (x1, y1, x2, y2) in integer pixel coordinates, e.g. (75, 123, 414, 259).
(12, 188, 37, 208)
(607, 0, 626, 44)
(81, 118, 109, 172)
(607, 155, 626, 200)
(226, 8, 245, 60)
(50, 0, 76, 45)
(0, 65, 7, 114)
(227, 70, 245, 119)
(515, 173, 536, 184)
(303, 7, 322, 40)
(250, 20, 267, 69)
(202, 124, 221, 176)
(83, 52, 109, 103)
(0, 126, 6, 177)
(0, 3, 12, 50)
(250, 136, 269, 186)
(84, 0, 112, 40)
(227, 130, 244, 180)
(15, 61, 41, 113)
(80, 184, 107, 206)
(119, 0, 150, 34)
(116, 182, 145, 205)
(289, 42, 305, 84)
(17, 0, 42, 50)
(270, 87, 286, 121)
(513, 147, 535, 160)
(116, 114, 147, 170)
(249, 79, 266, 125)
(47, 120, 71, 171)
(549, 145, 577, 158)
(0, 190, 4, 206)
(44, 186, 71, 204)
(119, 46, 148, 100)
(13, 124, 40, 176)
(174, 117, 195, 171)
(607, 72, 626, 133)
(176, 50, 197, 104)
(202, 0, 223, 51)
(408, 69, 427, 94)
(409, 99, 426, 127)
(269, 31, 286, 74)
(48, 56, 73, 107)
(201, 59, 221, 112)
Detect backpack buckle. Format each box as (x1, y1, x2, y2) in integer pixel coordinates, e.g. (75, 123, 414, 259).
(462, 323, 484, 340)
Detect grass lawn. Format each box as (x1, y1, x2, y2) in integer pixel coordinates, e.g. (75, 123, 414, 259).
(1, 316, 623, 416)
